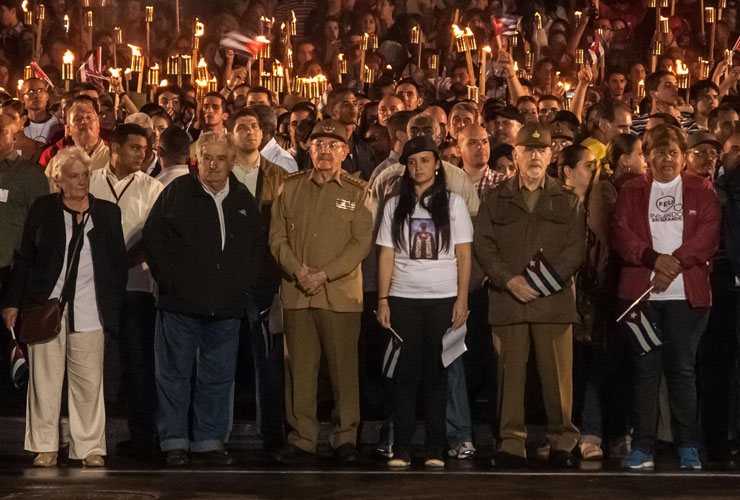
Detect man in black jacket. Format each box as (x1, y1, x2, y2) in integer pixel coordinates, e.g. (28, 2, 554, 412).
(143, 131, 269, 468)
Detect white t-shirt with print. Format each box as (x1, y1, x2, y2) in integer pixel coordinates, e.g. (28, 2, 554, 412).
(376, 192, 473, 299)
(648, 175, 686, 301)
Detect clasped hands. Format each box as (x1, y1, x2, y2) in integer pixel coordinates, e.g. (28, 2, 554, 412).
(651, 254, 682, 293)
(295, 264, 328, 296)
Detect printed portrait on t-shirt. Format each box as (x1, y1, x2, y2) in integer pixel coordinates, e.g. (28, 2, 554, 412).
(409, 218, 438, 260)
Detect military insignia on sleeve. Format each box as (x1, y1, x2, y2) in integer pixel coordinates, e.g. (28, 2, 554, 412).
(336, 198, 356, 210)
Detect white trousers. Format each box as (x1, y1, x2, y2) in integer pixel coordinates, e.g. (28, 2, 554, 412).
(25, 313, 106, 459)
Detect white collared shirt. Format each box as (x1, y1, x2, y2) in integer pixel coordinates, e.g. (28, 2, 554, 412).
(261, 137, 298, 173)
(156, 164, 191, 187)
(89, 164, 164, 292)
(232, 158, 260, 196)
(200, 179, 229, 250)
(50, 212, 101, 332)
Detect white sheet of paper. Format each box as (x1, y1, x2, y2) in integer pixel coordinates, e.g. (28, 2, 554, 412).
(0, 189, 8, 203)
(442, 324, 467, 368)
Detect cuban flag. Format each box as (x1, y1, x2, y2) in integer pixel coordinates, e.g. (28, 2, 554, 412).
(382, 336, 401, 379)
(618, 302, 663, 356)
(9, 328, 28, 390)
(220, 31, 263, 57)
(523, 249, 564, 297)
(732, 34, 740, 54)
(586, 32, 605, 66)
(78, 47, 108, 91)
(491, 15, 522, 37)
(29, 61, 54, 88)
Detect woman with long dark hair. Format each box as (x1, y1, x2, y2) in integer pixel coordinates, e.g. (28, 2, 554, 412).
(376, 136, 473, 469)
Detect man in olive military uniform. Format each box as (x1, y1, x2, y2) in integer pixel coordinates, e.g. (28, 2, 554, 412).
(474, 124, 585, 469)
(269, 119, 373, 465)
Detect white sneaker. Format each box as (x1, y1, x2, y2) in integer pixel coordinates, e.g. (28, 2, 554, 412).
(579, 441, 604, 461)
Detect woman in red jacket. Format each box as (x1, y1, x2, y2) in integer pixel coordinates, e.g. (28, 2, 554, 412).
(612, 124, 721, 471)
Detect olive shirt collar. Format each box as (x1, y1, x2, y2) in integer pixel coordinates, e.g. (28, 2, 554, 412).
(309, 167, 343, 187)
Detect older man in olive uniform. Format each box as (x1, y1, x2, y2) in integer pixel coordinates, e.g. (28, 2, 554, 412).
(474, 124, 585, 469)
(270, 119, 373, 465)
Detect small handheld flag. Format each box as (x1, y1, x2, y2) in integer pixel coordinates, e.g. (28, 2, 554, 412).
(491, 15, 522, 37)
(374, 310, 403, 378)
(220, 31, 263, 57)
(9, 327, 28, 390)
(618, 301, 662, 356)
(523, 249, 564, 297)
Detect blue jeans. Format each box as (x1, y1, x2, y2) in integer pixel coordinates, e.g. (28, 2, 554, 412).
(446, 356, 473, 447)
(632, 300, 708, 454)
(155, 310, 240, 452)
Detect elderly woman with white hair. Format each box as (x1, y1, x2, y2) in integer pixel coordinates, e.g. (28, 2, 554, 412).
(1, 146, 127, 468)
(143, 132, 270, 467)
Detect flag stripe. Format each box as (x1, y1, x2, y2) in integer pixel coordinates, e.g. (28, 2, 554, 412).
(525, 268, 552, 296)
(538, 262, 563, 292)
(640, 314, 662, 348)
(626, 322, 652, 354)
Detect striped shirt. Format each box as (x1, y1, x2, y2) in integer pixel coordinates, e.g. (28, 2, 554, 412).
(472, 167, 508, 200)
(631, 112, 701, 137)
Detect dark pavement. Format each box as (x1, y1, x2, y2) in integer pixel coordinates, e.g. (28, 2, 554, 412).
(2, 446, 740, 499)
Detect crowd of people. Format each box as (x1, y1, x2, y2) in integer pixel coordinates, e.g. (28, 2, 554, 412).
(1, 0, 740, 473)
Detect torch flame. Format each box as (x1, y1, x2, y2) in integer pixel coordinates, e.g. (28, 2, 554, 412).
(196, 79, 208, 88)
(124, 68, 132, 75)
(452, 24, 464, 38)
(17, 79, 23, 91)
(464, 27, 474, 37)
(386, 64, 392, 70)
(63, 50, 74, 64)
(197, 57, 207, 69)
(128, 44, 141, 56)
(160, 79, 168, 86)
(63, 14, 69, 29)
(482, 46, 492, 53)
(514, 61, 519, 71)
(292, 10, 296, 23)
(109, 68, 121, 77)
(337, 53, 343, 61)
(21, 0, 28, 12)
(194, 19, 205, 37)
(564, 83, 571, 92)
(256, 35, 269, 43)
(676, 59, 689, 75)
(209, 76, 217, 83)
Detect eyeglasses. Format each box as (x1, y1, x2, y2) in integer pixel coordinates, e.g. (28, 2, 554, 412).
(689, 149, 719, 159)
(652, 149, 681, 159)
(23, 88, 47, 96)
(310, 140, 344, 151)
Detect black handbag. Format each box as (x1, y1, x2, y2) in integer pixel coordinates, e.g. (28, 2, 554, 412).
(16, 213, 89, 345)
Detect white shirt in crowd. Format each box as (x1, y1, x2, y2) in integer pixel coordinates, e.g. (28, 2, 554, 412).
(648, 175, 686, 301)
(200, 180, 229, 250)
(261, 137, 298, 173)
(25, 115, 61, 145)
(232, 160, 260, 196)
(89, 165, 164, 293)
(376, 192, 473, 299)
(50, 212, 101, 332)
(156, 164, 191, 187)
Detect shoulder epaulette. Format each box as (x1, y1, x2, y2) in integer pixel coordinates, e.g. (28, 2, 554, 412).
(284, 169, 311, 181)
(340, 171, 368, 189)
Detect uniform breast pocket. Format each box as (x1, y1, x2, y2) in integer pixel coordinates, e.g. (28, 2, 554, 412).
(331, 204, 357, 222)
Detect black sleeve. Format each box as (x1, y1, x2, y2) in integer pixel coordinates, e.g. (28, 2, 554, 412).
(3, 197, 47, 308)
(142, 187, 173, 291)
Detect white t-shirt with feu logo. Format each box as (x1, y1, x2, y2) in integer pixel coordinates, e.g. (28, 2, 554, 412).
(648, 175, 685, 301)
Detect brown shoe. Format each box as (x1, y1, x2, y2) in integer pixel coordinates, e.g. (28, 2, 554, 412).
(33, 452, 58, 467)
(82, 454, 105, 467)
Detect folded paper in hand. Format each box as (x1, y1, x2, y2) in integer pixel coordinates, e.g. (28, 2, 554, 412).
(442, 324, 467, 368)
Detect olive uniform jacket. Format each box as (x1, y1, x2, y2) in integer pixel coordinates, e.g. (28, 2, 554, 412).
(474, 175, 586, 326)
(269, 168, 374, 313)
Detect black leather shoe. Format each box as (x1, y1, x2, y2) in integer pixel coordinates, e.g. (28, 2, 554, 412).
(273, 444, 316, 466)
(165, 449, 190, 467)
(191, 450, 237, 466)
(335, 443, 361, 465)
(550, 450, 578, 469)
(489, 451, 528, 469)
